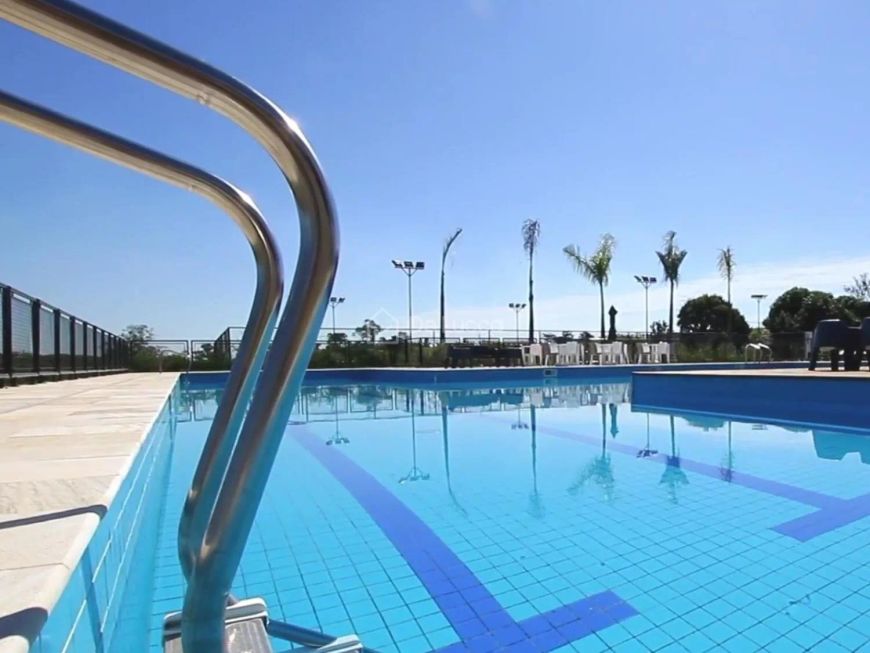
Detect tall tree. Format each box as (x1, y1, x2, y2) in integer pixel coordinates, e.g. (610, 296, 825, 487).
(354, 319, 382, 343)
(717, 246, 736, 334)
(522, 219, 541, 342)
(121, 324, 154, 343)
(845, 273, 870, 300)
(765, 287, 854, 332)
(656, 231, 688, 335)
(717, 246, 736, 305)
(677, 294, 750, 341)
(563, 233, 616, 339)
(439, 228, 462, 344)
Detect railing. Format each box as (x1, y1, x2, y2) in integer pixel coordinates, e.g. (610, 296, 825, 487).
(130, 330, 813, 372)
(0, 3, 340, 652)
(0, 281, 128, 378)
(218, 324, 655, 344)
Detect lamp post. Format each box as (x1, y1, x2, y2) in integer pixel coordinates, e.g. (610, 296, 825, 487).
(328, 296, 345, 337)
(509, 303, 527, 343)
(751, 294, 767, 331)
(392, 260, 425, 358)
(634, 275, 657, 339)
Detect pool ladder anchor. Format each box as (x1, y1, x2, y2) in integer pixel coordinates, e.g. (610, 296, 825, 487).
(162, 600, 363, 653)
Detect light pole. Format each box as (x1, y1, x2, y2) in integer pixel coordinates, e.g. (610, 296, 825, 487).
(634, 275, 657, 339)
(328, 296, 345, 337)
(392, 260, 425, 356)
(751, 294, 767, 331)
(509, 303, 527, 343)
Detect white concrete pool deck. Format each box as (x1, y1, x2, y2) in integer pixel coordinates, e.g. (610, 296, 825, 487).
(0, 373, 178, 653)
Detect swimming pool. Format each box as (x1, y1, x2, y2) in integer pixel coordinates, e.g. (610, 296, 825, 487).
(146, 376, 870, 652)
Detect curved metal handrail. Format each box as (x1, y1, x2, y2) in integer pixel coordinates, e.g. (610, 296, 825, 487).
(1, 1, 340, 649)
(0, 93, 284, 503)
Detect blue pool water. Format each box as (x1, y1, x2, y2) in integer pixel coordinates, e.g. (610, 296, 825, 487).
(146, 378, 870, 652)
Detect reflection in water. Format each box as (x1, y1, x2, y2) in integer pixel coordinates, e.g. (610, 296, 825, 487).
(682, 415, 727, 431)
(813, 430, 870, 464)
(720, 421, 734, 482)
(609, 403, 619, 437)
(353, 385, 394, 417)
(327, 390, 350, 446)
(660, 415, 689, 503)
(439, 399, 467, 516)
(568, 403, 615, 502)
(276, 382, 636, 425)
(637, 413, 658, 458)
(528, 405, 545, 519)
(179, 382, 870, 525)
(399, 390, 430, 484)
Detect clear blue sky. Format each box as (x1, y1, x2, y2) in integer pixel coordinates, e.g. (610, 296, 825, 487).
(2, 0, 869, 338)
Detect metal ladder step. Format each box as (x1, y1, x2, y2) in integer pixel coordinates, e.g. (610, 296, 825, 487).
(165, 618, 272, 653)
(162, 598, 364, 653)
(164, 598, 272, 653)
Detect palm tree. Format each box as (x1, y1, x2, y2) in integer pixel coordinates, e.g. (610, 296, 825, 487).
(522, 219, 541, 343)
(717, 246, 736, 305)
(717, 246, 736, 335)
(656, 231, 688, 335)
(563, 233, 616, 339)
(439, 228, 462, 344)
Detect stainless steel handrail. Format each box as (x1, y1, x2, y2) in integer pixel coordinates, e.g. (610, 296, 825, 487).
(2, 82, 288, 594)
(1, 1, 340, 650)
(0, 92, 284, 493)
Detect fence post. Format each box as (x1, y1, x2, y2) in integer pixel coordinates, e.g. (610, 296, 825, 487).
(83, 323, 89, 371)
(70, 318, 76, 373)
(1, 287, 11, 376)
(418, 339, 423, 366)
(31, 299, 41, 375)
(92, 327, 98, 371)
(53, 308, 61, 372)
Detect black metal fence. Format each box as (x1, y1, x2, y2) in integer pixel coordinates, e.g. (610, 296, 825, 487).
(1, 282, 129, 380)
(130, 329, 811, 372)
(217, 325, 655, 345)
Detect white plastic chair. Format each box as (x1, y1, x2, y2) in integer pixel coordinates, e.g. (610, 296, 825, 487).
(557, 341, 582, 365)
(521, 345, 533, 366)
(612, 341, 627, 364)
(589, 342, 605, 365)
(541, 343, 557, 366)
(591, 341, 616, 365)
(651, 342, 674, 363)
(573, 341, 586, 365)
(637, 342, 652, 363)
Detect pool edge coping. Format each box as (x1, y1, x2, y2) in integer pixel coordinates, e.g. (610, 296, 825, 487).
(0, 373, 180, 653)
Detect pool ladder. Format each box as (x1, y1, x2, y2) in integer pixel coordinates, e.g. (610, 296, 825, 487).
(0, 1, 370, 651)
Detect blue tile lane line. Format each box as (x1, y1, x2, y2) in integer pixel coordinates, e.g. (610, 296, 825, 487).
(772, 492, 870, 541)
(493, 416, 867, 542)
(293, 426, 638, 652)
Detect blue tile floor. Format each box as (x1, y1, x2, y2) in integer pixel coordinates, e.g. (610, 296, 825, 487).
(146, 383, 870, 652)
